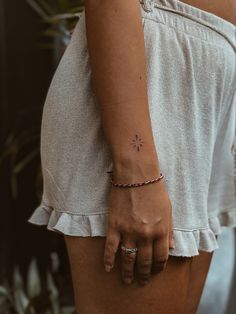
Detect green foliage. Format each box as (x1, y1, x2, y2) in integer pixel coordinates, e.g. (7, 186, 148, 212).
(0, 126, 42, 200)
(26, 0, 85, 48)
(0, 254, 75, 314)
(0, 1, 86, 199)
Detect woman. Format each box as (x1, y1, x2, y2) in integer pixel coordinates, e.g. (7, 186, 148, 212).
(28, 0, 236, 313)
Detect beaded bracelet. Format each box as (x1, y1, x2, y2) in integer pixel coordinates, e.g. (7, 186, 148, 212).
(106, 171, 164, 188)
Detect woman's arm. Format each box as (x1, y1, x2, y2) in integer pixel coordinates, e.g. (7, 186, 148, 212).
(85, 0, 160, 179)
(85, 0, 174, 286)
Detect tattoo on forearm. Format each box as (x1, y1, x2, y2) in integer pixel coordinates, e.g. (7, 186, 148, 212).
(130, 134, 144, 152)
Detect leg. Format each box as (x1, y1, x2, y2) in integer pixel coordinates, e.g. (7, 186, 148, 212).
(64, 236, 213, 314)
(185, 250, 214, 314)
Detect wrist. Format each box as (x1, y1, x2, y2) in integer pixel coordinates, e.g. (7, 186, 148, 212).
(111, 154, 161, 182)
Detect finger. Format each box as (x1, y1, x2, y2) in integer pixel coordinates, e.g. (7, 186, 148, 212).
(136, 239, 153, 285)
(169, 230, 175, 249)
(169, 214, 175, 249)
(152, 236, 169, 274)
(120, 236, 137, 285)
(104, 228, 121, 272)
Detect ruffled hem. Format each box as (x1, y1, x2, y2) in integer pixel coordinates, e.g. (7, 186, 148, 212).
(27, 203, 236, 257)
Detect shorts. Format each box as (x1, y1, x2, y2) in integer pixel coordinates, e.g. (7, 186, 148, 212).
(27, 0, 236, 257)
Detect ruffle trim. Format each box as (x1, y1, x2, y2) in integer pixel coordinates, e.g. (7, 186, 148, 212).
(27, 203, 236, 257)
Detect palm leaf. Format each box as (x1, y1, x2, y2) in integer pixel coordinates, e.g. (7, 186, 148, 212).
(34, 0, 55, 14)
(27, 259, 41, 299)
(26, 0, 50, 21)
(13, 148, 39, 174)
(13, 266, 30, 314)
(47, 271, 60, 314)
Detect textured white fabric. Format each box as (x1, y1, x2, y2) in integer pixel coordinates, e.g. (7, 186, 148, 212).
(28, 0, 236, 257)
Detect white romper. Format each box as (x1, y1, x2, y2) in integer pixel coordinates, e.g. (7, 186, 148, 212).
(28, 0, 236, 257)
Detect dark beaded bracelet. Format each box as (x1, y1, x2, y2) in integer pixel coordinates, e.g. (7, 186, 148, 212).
(106, 171, 164, 188)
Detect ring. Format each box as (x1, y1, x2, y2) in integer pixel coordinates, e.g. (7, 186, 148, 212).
(120, 244, 138, 254)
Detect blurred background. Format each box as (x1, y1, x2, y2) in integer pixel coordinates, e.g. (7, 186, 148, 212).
(0, 0, 235, 313)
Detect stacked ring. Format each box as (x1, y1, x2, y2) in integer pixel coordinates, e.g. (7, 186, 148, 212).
(121, 244, 138, 254)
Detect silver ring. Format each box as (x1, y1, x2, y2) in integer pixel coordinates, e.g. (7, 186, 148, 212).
(120, 244, 138, 254)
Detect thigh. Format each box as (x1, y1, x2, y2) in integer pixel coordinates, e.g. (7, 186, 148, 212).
(185, 250, 214, 314)
(64, 236, 214, 314)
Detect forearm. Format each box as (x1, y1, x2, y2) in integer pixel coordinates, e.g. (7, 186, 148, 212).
(85, 0, 161, 179)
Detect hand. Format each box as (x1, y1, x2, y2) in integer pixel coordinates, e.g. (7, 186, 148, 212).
(103, 170, 175, 286)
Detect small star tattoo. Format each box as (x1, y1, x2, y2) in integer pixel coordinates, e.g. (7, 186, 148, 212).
(130, 134, 144, 152)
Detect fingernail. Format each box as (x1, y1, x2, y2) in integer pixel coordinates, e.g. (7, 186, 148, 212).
(124, 278, 132, 284)
(170, 239, 175, 249)
(105, 265, 112, 272)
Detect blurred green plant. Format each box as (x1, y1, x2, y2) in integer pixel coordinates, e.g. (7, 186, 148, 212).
(0, 124, 42, 200)
(0, 1, 85, 200)
(0, 254, 75, 314)
(26, 0, 85, 48)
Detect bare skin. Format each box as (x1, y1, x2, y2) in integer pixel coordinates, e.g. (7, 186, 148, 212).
(65, 236, 214, 314)
(64, 0, 234, 313)
(85, 0, 174, 287)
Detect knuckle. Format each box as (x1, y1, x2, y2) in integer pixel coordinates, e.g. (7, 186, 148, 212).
(138, 268, 151, 283)
(138, 227, 153, 239)
(122, 270, 134, 283)
(123, 254, 136, 264)
(122, 269, 133, 277)
(156, 226, 168, 238)
(104, 242, 116, 263)
(108, 216, 122, 231)
(108, 217, 117, 228)
(105, 241, 115, 254)
(121, 224, 135, 235)
(105, 237, 115, 253)
(139, 258, 152, 270)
